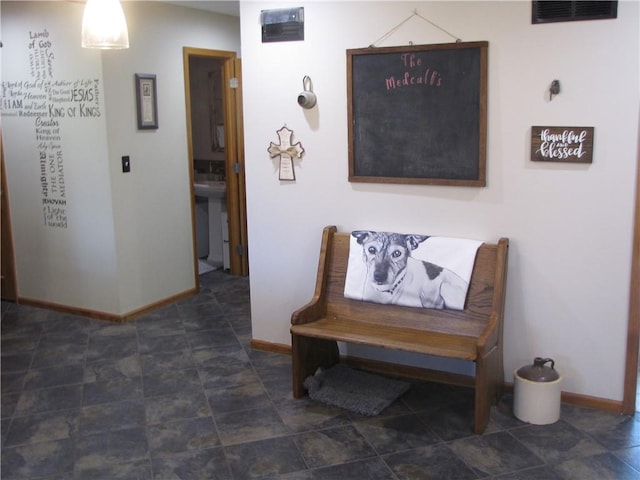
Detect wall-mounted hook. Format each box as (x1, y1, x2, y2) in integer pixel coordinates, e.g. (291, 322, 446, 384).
(549, 79, 560, 101)
(297, 76, 317, 109)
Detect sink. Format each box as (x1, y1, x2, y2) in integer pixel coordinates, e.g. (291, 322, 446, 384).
(194, 180, 226, 199)
(193, 179, 228, 267)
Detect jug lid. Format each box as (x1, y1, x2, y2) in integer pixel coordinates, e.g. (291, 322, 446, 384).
(517, 357, 559, 382)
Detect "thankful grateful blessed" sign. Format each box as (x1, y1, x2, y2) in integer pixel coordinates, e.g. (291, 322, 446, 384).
(531, 126, 594, 163)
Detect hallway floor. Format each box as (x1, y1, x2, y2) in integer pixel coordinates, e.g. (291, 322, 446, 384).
(2, 270, 640, 479)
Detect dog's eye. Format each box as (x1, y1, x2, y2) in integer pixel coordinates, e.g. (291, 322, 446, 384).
(391, 249, 402, 258)
(367, 246, 377, 254)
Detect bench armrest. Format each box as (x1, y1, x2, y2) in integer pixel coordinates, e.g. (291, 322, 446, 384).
(291, 225, 336, 326)
(477, 311, 499, 355)
(291, 299, 326, 325)
(477, 238, 508, 356)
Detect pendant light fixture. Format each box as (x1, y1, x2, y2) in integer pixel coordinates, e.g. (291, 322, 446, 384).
(81, 0, 129, 49)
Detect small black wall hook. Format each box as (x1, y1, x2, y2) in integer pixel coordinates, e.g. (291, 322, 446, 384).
(549, 79, 560, 100)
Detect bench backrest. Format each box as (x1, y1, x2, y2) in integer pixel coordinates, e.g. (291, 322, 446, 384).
(315, 226, 509, 339)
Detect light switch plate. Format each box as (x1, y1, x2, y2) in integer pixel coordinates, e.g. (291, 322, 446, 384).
(122, 155, 130, 173)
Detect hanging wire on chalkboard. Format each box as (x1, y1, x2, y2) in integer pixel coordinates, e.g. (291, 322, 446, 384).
(368, 9, 461, 47)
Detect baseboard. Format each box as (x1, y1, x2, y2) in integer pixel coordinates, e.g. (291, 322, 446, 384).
(502, 382, 623, 413)
(18, 297, 126, 322)
(250, 339, 625, 414)
(250, 339, 475, 387)
(121, 288, 198, 320)
(250, 338, 292, 355)
(18, 287, 198, 323)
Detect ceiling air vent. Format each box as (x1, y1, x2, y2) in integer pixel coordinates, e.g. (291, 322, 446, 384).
(532, 1, 617, 24)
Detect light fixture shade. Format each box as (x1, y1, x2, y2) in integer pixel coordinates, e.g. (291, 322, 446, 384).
(82, 0, 129, 49)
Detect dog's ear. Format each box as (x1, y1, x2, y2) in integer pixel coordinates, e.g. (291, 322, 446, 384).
(406, 235, 429, 250)
(352, 231, 373, 245)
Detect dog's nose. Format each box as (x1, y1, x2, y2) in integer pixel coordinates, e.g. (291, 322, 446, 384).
(373, 270, 387, 284)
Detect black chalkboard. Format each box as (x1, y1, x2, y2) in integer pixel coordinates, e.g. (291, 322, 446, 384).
(347, 42, 488, 186)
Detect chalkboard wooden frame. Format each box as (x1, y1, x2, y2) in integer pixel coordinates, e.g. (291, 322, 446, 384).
(347, 41, 488, 186)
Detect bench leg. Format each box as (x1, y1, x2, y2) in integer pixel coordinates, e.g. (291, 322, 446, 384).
(474, 345, 503, 434)
(291, 334, 339, 398)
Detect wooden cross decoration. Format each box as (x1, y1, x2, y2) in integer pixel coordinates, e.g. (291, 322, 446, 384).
(268, 126, 305, 181)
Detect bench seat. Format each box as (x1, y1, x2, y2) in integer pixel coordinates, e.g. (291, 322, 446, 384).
(292, 317, 481, 360)
(290, 225, 509, 434)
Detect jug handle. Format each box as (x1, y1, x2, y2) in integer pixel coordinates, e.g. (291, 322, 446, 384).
(534, 357, 555, 370)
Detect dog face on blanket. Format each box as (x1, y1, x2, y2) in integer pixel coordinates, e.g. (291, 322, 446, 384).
(352, 230, 468, 309)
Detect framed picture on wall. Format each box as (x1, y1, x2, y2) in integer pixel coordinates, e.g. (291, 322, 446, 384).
(135, 73, 158, 129)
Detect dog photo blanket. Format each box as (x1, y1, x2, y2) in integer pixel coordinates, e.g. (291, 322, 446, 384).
(343, 230, 483, 310)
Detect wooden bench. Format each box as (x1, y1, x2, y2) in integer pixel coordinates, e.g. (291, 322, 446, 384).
(290, 225, 509, 434)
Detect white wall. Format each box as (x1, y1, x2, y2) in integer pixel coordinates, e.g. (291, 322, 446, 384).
(102, 2, 241, 313)
(240, 1, 639, 402)
(2, 1, 241, 315)
(2, 1, 119, 312)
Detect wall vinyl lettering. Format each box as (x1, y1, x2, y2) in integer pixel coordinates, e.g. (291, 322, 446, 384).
(531, 126, 594, 163)
(1, 29, 103, 228)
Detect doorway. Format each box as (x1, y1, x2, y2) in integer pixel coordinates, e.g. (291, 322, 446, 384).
(183, 47, 248, 285)
(623, 118, 640, 414)
(1, 135, 18, 301)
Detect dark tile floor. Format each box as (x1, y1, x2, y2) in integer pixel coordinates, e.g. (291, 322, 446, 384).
(2, 269, 640, 479)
